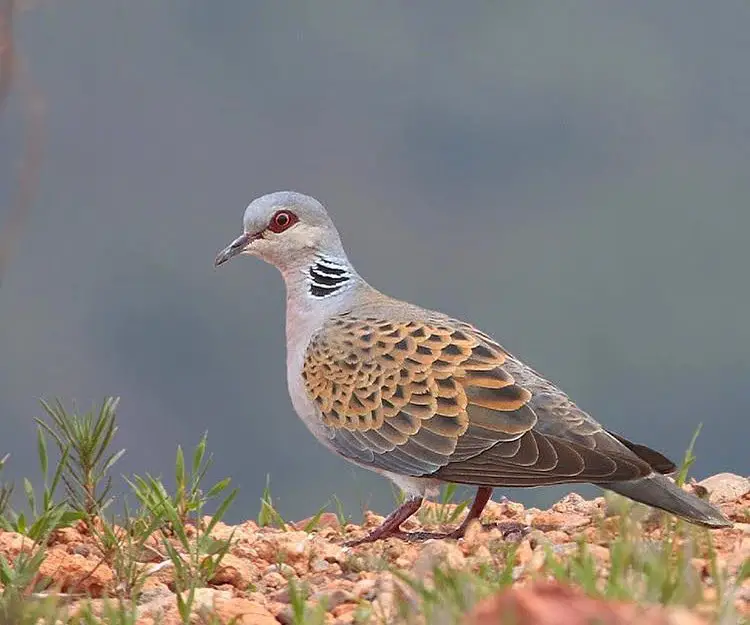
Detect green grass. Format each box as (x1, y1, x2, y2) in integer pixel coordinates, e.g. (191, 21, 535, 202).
(417, 483, 470, 527)
(0, 399, 239, 625)
(0, 402, 746, 624)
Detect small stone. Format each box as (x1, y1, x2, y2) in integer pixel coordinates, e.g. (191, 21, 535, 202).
(526, 530, 547, 549)
(473, 544, 493, 563)
(698, 473, 750, 504)
(311, 558, 330, 572)
(266, 600, 289, 617)
(363, 511, 385, 528)
(462, 581, 710, 625)
(462, 518, 483, 549)
(70, 544, 91, 557)
(210, 553, 257, 590)
(263, 562, 297, 578)
(332, 602, 357, 618)
(484, 499, 524, 521)
(412, 539, 465, 576)
(515, 540, 534, 566)
(352, 578, 377, 600)
(261, 571, 288, 590)
(546, 530, 571, 544)
(255, 530, 311, 565)
(371, 592, 398, 622)
(315, 538, 347, 564)
(588, 544, 610, 565)
(311, 588, 353, 611)
(294, 512, 342, 532)
(525, 547, 547, 574)
(52, 526, 84, 545)
(207, 519, 238, 542)
(0, 531, 33, 560)
(394, 556, 412, 568)
(138, 581, 172, 604)
(531, 511, 590, 532)
(212, 594, 277, 625)
(268, 586, 291, 603)
(552, 492, 600, 517)
(145, 589, 276, 625)
(38, 547, 114, 597)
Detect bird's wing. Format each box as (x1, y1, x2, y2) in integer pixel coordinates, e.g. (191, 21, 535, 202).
(302, 312, 657, 485)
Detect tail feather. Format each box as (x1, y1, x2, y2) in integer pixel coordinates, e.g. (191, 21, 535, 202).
(599, 473, 732, 528)
(605, 431, 677, 475)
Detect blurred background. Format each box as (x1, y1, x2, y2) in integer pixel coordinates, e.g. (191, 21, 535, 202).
(1, 1, 748, 523)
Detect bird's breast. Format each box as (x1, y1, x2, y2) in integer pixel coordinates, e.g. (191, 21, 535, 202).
(286, 335, 340, 452)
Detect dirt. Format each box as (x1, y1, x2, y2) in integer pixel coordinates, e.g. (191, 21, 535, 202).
(0, 473, 747, 624)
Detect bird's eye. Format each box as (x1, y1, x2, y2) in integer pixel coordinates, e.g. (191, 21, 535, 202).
(268, 210, 298, 233)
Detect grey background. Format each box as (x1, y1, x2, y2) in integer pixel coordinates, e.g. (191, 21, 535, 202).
(1, 1, 748, 522)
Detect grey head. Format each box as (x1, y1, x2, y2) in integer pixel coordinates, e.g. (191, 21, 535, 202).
(215, 191, 366, 303)
(214, 191, 349, 274)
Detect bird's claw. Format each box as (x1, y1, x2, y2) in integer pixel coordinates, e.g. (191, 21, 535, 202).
(343, 521, 531, 546)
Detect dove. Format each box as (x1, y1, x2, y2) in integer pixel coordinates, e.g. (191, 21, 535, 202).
(215, 191, 731, 545)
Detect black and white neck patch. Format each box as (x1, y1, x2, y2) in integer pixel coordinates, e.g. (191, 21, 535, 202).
(308, 257, 352, 297)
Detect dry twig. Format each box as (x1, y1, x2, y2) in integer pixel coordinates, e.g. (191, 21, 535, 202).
(0, 0, 44, 287)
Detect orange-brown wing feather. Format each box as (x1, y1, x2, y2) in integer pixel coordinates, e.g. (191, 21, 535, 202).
(303, 314, 535, 475)
(303, 312, 653, 484)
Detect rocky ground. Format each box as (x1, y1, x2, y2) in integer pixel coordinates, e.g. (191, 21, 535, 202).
(0, 473, 748, 625)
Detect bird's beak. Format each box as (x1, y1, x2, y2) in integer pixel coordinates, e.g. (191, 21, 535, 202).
(214, 232, 254, 267)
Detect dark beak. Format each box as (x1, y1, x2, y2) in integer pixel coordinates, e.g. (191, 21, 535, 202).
(214, 232, 253, 267)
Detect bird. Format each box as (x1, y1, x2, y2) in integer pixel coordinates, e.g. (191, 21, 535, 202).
(214, 191, 732, 545)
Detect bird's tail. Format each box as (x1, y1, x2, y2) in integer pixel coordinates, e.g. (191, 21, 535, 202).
(599, 473, 732, 528)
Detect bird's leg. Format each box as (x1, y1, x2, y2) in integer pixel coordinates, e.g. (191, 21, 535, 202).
(450, 486, 531, 540)
(344, 496, 423, 547)
(346, 487, 495, 546)
(445, 486, 493, 538)
(399, 486, 495, 541)
(344, 487, 530, 546)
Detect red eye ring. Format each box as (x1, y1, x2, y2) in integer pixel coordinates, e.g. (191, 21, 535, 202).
(268, 210, 298, 233)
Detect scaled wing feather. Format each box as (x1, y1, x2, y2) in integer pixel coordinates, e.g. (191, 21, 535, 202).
(302, 310, 654, 485)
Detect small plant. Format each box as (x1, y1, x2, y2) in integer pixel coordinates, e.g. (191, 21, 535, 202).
(0, 429, 80, 541)
(675, 423, 703, 488)
(37, 397, 125, 518)
(89, 501, 166, 601)
(129, 432, 230, 532)
(285, 578, 327, 625)
(128, 435, 238, 623)
(331, 494, 349, 526)
(301, 503, 330, 533)
(159, 484, 237, 622)
(704, 530, 750, 623)
(257, 475, 287, 529)
(0, 454, 12, 519)
(418, 483, 469, 527)
(392, 544, 518, 624)
(68, 599, 139, 625)
(0, 542, 55, 625)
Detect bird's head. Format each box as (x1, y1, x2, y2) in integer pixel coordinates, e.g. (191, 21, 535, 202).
(214, 191, 346, 273)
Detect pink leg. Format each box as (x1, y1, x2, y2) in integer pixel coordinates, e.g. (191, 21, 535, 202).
(446, 486, 529, 539)
(344, 497, 423, 546)
(345, 486, 529, 546)
(446, 486, 493, 538)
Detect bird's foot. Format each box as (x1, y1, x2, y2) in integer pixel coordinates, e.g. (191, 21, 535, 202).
(344, 528, 410, 547)
(477, 521, 531, 541)
(344, 529, 451, 546)
(344, 521, 531, 546)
